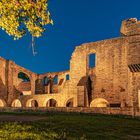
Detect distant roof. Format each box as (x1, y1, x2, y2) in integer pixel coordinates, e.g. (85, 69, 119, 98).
(128, 64, 140, 72)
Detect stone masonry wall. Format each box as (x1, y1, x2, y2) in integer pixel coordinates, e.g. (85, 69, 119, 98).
(70, 38, 130, 107)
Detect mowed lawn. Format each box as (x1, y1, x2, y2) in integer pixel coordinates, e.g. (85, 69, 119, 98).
(0, 111, 139, 140)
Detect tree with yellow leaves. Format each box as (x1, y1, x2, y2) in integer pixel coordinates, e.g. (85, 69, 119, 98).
(0, 0, 53, 55)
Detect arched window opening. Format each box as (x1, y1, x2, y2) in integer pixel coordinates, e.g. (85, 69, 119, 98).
(66, 74, 70, 81)
(89, 53, 96, 68)
(54, 75, 58, 85)
(46, 99, 57, 107)
(43, 76, 48, 85)
(17, 72, 31, 94)
(18, 72, 30, 82)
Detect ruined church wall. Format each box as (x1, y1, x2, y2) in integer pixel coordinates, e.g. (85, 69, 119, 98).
(38, 70, 70, 94)
(0, 18, 139, 113)
(0, 57, 7, 99)
(11, 63, 37, 96)
(70, 37, 130, 106)
(1, 61, 38, 105)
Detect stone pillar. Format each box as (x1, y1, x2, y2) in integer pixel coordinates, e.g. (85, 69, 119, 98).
(7, 61, 14, 106)
(47, 84, 50, 94)
(31, 75, 35, 95)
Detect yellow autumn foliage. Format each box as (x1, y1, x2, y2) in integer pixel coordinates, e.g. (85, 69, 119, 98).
(0, 0, 53, 40)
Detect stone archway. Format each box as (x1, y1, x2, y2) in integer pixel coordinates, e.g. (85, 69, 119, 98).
(0, 99, 6, 107)
(90, 98, 109, 107)
(26, 99, 38, 107)
(44, 98, 58, 107)
(65, 98, 73, 107)
(11, 99, 22, 107)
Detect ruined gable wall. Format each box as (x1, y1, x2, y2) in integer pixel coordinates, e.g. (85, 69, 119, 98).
(69, 45, 88, 106)
(70, 37, 129, 106)
(88, 38, 129, 106)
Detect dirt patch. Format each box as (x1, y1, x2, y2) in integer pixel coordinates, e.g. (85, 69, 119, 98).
(127, 135, 140, 140)
(0, 115, 47, 122)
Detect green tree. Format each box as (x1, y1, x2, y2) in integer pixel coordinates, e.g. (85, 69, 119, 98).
(0, 0, 53, 55)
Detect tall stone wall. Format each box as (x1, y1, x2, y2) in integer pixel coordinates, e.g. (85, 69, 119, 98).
(69, 38, 130, 107)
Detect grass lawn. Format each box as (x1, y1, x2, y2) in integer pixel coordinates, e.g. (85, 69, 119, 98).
(0, 111, 139, 140)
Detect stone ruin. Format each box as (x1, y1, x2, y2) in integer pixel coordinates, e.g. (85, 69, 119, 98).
(0, 18, 140, 116)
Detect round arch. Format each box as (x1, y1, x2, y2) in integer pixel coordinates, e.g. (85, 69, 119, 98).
(65, 98, 73, 107)
(0, 99, 6, 107)
(90, 98, 109, 107)
(16, 72, 31, 95)
(43, 98, 58, 107)
(26, 99, 38, 107)
(17, 72, 31, 82)
(11, 99, 22, 107)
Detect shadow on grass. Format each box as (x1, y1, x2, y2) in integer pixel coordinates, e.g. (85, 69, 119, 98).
(0, 110, 139, 139)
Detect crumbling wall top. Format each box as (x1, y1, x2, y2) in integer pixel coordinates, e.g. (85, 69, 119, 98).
(120, 18, 140, 36)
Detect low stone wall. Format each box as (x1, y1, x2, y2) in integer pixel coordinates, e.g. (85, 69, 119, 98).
(0, 107, 139, 117)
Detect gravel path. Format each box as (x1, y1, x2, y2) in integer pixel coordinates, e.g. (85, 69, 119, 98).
(0, 115, 47, 122)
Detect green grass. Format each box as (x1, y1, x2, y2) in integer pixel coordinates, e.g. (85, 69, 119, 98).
(0, 111, 140, 140)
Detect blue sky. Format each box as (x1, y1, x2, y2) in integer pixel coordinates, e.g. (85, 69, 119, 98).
(0, 0, 140, 73)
